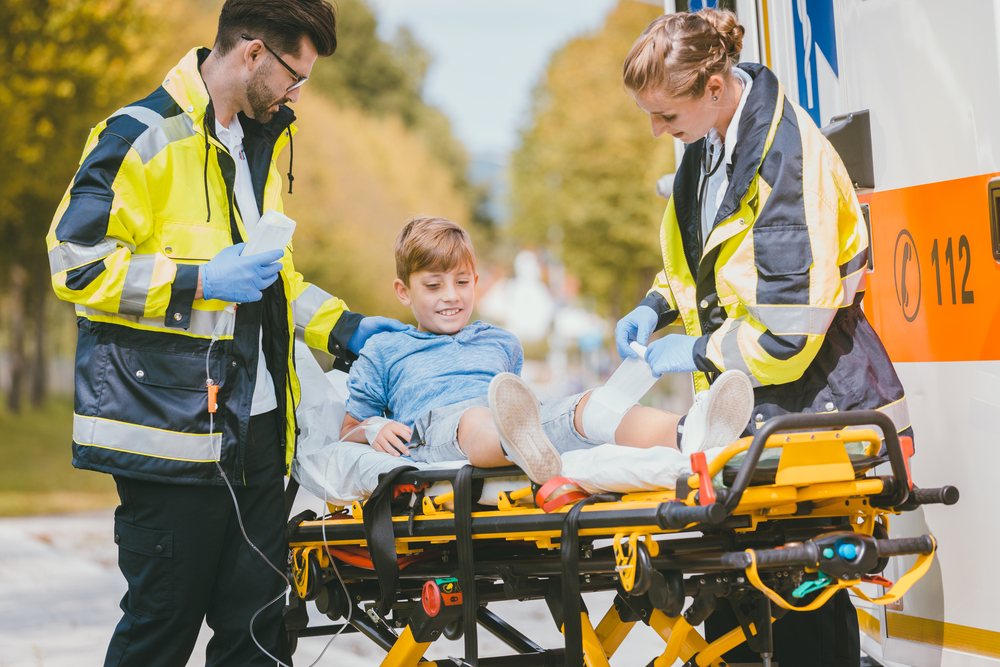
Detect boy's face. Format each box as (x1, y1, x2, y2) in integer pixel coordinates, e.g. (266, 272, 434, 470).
(393, 264, 478, 335)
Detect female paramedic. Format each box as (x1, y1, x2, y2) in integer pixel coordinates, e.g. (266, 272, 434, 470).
(613, 8, 911, 667)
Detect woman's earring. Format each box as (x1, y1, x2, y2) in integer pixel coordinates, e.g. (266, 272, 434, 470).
(713, 96, 718, 101)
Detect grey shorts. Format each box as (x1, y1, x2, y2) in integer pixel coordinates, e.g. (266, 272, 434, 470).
(407, 392, 603, 464)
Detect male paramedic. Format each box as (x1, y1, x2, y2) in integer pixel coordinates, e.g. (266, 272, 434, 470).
(45, 1, 405, 664)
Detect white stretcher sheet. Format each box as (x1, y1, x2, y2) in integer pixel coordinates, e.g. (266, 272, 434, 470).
(290, 341, 730, 507)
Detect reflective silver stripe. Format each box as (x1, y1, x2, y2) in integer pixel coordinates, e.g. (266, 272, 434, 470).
(74, 414, 219, 462)
(48, 237, 131, 276)
(293, 284, 333, 338)
(878, 397, 911, 432)
(839, 270, 865, 306)
(745, 304, 836, 336)
(78, 305, 234, 338)
(119, 255, 156, 316)
(111, 106, 196, 164)
(720, 319, 762, 387)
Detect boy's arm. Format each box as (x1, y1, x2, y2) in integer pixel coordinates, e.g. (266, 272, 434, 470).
(341, 412, 412, 456)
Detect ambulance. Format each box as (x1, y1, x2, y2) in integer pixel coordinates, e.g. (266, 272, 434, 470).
(660, 0, 1000, 664)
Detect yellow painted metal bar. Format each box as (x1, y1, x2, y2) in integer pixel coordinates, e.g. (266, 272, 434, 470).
(380, 626, 430, 667)
(594, 604, 635, 658)
(662, 616, 694, 665)
(695, 622, 766, 665)
(648, 610, 726, 667)
(579, 613, 612, 667)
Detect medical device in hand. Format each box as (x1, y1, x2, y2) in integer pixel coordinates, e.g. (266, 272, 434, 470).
(240, 209, 296, 258)
(209, 210, 296, 341)
(582, 341, 659, 445)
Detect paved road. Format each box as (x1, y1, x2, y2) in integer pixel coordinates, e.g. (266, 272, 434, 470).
(0, 496, 668, 666)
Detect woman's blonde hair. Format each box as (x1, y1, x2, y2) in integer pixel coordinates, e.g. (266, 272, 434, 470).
(622, 9, 745, 99)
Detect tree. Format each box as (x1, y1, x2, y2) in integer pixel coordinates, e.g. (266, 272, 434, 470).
(0, 0, 170, 411)
(508, 1, 673, 319)
(309, 0, 489, 232)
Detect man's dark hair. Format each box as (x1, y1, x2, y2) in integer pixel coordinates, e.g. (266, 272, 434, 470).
(215, 0, 337, 58)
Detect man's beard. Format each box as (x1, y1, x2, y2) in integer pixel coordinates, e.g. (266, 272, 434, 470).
(246, 64, 288, 124)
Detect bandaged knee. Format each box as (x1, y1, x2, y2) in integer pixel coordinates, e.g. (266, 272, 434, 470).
(581, 342, 659, 445)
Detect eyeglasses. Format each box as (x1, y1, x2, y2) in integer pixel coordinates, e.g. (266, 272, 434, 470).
(241, 34, 308, 91)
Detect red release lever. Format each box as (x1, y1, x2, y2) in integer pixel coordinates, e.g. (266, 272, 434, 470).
(690, 451, 716, 506)
(899, 436, 914, 490)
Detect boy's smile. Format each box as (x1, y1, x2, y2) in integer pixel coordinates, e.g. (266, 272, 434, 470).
(393, 265, 478, 335)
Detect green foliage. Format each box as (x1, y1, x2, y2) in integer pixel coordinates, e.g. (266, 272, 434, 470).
(509, 1, 673, 318)
(0, 396, 118, 515)
(0, 0, 165, 265)
(310, 0, 486, 227)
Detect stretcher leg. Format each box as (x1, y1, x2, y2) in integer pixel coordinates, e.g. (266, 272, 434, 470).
(558, 612, 611, 667)
(382, 626, 431, 667)
(648, 611, 726, 667)
(695, 624, 756, 666)
(594, 604, 636, 659)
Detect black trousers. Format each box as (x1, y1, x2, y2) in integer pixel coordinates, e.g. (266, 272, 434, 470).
(706, 589, 861, 667)
(104, 411, 287, 667)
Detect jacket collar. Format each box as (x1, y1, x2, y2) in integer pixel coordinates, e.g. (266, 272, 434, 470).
(714, 63, 782, 223)
(163, 47, 296, 143)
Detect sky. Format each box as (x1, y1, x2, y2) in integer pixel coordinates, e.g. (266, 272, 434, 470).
(364, 0, 629, 160)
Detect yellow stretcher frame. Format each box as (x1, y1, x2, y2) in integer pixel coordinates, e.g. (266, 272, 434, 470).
(285, 411, 951, 667)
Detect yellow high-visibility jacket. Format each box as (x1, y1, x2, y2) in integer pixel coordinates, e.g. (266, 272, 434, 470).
(641, 64, 910, 436)
(46, 48, 361, 484)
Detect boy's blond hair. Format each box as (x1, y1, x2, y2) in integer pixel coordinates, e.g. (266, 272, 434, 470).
(394, 217, 476, 286)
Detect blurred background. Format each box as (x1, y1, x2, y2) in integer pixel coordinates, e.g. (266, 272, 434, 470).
(0, 1, 694, 662)
(0, 0, 694, 517)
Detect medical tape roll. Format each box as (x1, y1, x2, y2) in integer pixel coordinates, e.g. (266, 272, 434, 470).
(582, 342, 659, 444)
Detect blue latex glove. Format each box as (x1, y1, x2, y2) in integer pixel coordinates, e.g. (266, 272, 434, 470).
(645, 334, 698, 377)
(201, 243, 284, 303)
(615, 306, 659, 360)
(347, 316, 409, 354)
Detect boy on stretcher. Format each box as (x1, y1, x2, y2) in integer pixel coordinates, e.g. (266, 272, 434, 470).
(341, 217, 754, 486)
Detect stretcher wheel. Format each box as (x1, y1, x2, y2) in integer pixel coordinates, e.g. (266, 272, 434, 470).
(631, 542, 654, 596)
(303, 554, 323, 601)
(443, 618, 464, 641)
(315, 582, 348, 620)
(648, 569, 685, 618)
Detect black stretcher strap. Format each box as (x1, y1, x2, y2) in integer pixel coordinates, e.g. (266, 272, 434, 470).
(362, 465, 417, 617)
(455, 464, 479, 666)
(560, 495, 607, 667)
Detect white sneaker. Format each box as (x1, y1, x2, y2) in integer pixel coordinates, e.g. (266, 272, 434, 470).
(680, 370, 754, 454)
(488, 373, 563, 485)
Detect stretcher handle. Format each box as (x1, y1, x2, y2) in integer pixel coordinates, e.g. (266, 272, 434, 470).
(751, 542, 820, 567)
(725, 411, 908, 514)
(898, 485, 960, 510)
(657, 500, 726, 529)
(750, 535, 934, 569)
(876, 535, 935, 557)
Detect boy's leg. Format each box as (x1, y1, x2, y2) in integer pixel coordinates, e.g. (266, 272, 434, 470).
(573, 391, 680, 449)
(573, 370, 754, 453)
(456, 407, 509, 467)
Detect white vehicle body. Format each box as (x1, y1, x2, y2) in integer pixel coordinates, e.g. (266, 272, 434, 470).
(664, 0, 1000, 664)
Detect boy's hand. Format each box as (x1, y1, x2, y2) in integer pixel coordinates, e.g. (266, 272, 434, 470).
(371, 420, 412, 456)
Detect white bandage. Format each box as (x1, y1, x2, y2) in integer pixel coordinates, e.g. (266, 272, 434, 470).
(581, 342, 660, 445)
(364, 416, 393, 445)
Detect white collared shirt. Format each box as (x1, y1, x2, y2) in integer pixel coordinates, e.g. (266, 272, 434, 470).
(216, 115, 278, 416)
(699, 67, 753, 248)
